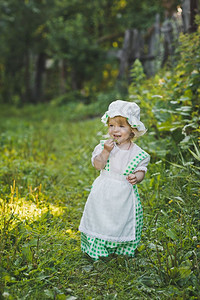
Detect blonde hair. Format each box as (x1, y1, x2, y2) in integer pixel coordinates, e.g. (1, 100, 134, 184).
(131, 128, 146, 140)
(107, 116, 146, 141)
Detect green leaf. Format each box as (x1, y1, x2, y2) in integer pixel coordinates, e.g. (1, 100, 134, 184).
(166, 229, 178, 240)
(178, 267, 192, 279)
(44, 289, 54, 299)
(137, 244, 145, 252)
(138, 275, 155, 286)
(57, 294, 68, 300)
(189, 142, 200, 161)
(179, 96, 191, 102)
(189, 149, 200, 161)
(168, 161, 187, 169)
(151, 95, 163, 98)
(174, 196, 184, 203)
(22, 245, 32, 262)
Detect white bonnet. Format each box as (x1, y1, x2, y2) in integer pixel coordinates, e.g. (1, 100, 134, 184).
(101, 100, 146, 132)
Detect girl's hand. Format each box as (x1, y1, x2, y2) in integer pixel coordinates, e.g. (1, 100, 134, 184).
(93, 140, 114, 170)
(126, 174, 138, 185)
(126, 171, 145, 185)
(104, 139, 114, 153)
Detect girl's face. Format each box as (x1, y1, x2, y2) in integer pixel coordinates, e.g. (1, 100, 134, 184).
(108, 116, 133, 145)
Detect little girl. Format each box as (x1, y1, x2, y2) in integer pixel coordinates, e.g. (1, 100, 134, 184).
(79, 100, 150, 260)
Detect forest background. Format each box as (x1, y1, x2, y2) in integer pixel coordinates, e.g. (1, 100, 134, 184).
(0, 0, 200, 299)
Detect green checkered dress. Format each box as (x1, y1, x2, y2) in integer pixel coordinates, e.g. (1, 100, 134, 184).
(80, 142, 150, 260)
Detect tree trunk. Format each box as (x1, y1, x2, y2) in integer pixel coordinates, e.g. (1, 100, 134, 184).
(145, 14, 161, 76)
(117, 29, 132, 79)
(161, 17, 175, 67)
(71, 69, 78, 90)
(60, 59, 67, 94)
(23, 50, 31, 103)
(190, 0, 199, 32)
(130, 29, 143, 61)
(182, 0, 191, 32)
(33, 52, 46, 103)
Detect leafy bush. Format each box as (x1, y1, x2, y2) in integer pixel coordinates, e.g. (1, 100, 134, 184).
(129, 17, 200, 162)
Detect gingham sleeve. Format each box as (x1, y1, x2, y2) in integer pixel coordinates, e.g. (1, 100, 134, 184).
(134, 155, 150, 173)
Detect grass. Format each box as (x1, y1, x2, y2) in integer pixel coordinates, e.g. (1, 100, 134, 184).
(0, 104, 199, 299)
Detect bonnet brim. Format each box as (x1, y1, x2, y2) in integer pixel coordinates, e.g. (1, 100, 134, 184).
(101, 110, 146, 132)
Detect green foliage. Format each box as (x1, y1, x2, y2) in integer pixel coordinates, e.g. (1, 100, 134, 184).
(0, 0, 166, 104)
(46, 11, 104, 92)
(130, 59, 146, 88)
(50, 90, 128, 121)
(120, 0, 164, 30)
(0, 0, 54, 103)
(129, 18, 200, 161)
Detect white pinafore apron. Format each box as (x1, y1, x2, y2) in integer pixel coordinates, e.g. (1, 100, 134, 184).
(79, 144, 149, 243)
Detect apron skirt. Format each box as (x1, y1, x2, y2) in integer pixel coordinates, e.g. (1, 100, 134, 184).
(79, 170, 143, 260)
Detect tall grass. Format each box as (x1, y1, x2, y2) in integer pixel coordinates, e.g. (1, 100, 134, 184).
(0, 104, 199, 299)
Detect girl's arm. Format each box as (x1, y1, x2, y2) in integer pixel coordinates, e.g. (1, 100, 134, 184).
(93, 139, 114, 170)
(126, 171, 145, 185)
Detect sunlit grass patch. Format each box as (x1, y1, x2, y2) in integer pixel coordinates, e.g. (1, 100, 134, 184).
(0, 181, 65, 232)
